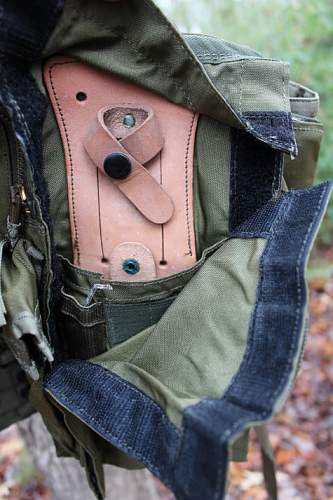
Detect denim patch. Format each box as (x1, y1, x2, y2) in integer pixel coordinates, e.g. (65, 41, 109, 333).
(45, 182, 331, 500)
(229, 128, 283, 232)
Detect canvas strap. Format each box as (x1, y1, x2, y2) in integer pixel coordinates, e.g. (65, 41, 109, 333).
(255, 425, 278, 500)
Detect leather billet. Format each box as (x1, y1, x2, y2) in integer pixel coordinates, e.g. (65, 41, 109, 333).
(44, 57, 198, 280)
(84, 106, 174, 225)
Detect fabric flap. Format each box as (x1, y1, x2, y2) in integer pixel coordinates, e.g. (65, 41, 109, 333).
(41, 0, 296, 154)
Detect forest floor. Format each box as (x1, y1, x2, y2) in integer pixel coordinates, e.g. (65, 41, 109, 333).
(0, 256, 333, 500)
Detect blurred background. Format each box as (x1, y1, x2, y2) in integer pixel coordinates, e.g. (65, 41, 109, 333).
(0, 1, 332, 499)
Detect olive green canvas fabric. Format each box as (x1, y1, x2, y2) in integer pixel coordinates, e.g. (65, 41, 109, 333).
(94, 237, 266, 427)
(0, 1, 329, 499)
(285, 120, 323, 189)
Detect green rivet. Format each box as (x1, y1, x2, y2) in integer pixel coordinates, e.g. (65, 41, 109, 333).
(123, 113, 136, 128)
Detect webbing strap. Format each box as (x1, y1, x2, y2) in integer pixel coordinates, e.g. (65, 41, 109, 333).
(255, 425, 278, 500)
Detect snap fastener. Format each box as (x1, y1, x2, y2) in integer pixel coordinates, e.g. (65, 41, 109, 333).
(123, 113, 136, 128)
(123, 259, 140, 275)
(103, 152, 132, 179)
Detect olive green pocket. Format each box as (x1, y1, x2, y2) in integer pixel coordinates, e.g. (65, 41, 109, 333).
(59, 290, 107, 359)
(0, 238, 52, 380)
(289, 81, 320, 119)
(285, 82, 323, 189)
(285, 119, 323, 189)
(57, 241, 226, 360)
(59, 287, 177, 359)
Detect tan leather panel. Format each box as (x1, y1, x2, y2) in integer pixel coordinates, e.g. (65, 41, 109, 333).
(44, 56, 198, 280)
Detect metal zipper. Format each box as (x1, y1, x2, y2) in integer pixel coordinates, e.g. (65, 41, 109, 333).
(0, 110, 30, 226)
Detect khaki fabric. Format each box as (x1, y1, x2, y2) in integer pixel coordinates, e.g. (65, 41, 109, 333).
(0, 239, 50, 380)
(93, 237, 267, 427)
(204, 58, 290, 114)
(42, 108, 72, 261)
(194, 116, 231, 256)
(42, 0, 292, 129)
(285, 119, 323, 189)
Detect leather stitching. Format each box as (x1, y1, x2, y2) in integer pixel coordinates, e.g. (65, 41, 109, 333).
(185, 112, 196, 257)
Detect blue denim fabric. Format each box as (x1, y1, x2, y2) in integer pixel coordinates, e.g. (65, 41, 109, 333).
(45, 182, 332, 500)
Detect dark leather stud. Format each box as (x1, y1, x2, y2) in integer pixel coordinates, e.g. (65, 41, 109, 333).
(103, 152, 132, 180)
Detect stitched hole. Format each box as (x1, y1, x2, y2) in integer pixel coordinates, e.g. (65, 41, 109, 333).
(101, 257, 109, 264)
(76, 92, 87, 102)
(159, 260, 167, 266)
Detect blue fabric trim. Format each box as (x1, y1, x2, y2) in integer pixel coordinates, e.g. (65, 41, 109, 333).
(0, 0, 64, 62)
(243, 111, 297, 155)
(45, 183, 331, 500)
(45, 360, 181, 490)
(229, 128, 283, 232)
(176, 182, 332, 500)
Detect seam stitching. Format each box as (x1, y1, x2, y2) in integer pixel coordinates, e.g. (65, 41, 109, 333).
(238, 60, 245, 113)
(184, 113, 196, 257)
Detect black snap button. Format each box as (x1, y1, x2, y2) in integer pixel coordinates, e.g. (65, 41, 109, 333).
(103, 152, 132, 180)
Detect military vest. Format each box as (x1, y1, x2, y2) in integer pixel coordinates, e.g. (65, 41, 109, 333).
(0, 1, 331, 499)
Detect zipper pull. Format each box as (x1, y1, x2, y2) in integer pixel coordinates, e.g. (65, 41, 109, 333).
(7, 184, 30, 248)
(9, 184, 30, 224)
(9, 184, 23, 225)
(18, 184, 31, 217)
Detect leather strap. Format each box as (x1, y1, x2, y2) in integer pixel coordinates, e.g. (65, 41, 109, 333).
(84, 106, 174, 225)
(111, 105, 164, 164)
